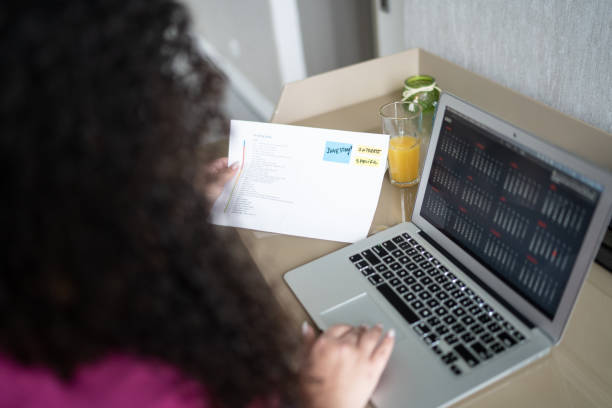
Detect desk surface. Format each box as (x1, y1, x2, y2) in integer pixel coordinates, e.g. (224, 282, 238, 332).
(236, 95, 612, 407)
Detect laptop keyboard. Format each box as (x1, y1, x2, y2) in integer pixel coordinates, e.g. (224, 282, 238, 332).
(350, 232, 526, 376)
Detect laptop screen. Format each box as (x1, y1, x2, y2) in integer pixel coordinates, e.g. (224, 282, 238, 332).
(420, 107, 602, 319)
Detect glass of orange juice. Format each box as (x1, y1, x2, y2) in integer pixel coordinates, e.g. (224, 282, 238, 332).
(379, 101, 423, 187)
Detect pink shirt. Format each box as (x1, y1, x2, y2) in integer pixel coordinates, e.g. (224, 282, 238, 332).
(0, 353, 211, 408)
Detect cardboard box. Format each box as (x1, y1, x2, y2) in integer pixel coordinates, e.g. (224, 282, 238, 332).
(235, 49, 612, 407)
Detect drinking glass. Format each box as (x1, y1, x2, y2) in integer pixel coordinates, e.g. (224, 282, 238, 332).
(379, 100, 423, 222)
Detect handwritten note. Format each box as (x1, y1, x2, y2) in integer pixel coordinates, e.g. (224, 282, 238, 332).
(210, 121, 390, 243)
(357, 145, 383, 156)
(323, 141, 353, 163)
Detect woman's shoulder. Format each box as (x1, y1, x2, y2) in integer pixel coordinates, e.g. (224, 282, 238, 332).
(0, 353, 211, 408)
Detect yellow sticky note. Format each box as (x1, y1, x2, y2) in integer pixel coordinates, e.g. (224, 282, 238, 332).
(356, 145, 383, 157)
(354, 157, 380, 167)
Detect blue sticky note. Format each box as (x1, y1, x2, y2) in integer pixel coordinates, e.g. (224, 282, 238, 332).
(323, 141, 353, 163)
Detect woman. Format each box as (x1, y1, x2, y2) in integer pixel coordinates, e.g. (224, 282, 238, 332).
(0, 1, 394, 407)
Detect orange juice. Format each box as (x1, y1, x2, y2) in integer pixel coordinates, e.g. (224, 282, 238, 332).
(388, 136, 419, 184)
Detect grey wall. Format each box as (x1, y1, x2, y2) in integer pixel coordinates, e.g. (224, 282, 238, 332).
(403, 0, 612, 134)
(298, 0, 373, 76)
(183, 0, 283, 103)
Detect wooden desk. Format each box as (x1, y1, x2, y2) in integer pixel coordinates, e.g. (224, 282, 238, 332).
(234, 94, 612, 407)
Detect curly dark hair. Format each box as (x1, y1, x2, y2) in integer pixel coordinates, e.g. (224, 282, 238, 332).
(0, 1, 299, 407)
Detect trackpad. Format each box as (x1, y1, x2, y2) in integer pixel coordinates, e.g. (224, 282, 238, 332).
(320, 293, 405, 340)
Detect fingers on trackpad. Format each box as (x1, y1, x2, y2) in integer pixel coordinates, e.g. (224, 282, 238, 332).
(320, 293, 404, 339)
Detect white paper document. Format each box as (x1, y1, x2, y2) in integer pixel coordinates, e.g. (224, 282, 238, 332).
(210, 120, 389, 243)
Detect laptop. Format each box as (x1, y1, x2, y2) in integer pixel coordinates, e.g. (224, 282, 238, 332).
(284, 93, 612, 408)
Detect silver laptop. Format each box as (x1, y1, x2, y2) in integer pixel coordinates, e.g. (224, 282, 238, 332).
(284, 93, 612, 408)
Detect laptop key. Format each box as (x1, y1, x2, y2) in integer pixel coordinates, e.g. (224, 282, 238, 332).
(423, 251, 432, 259)
(454, 344, 479, 367)
(389, 262, 402, 271)
(478, 314, 492, 324)
(452, 323, 466, 334)
(480, 333, 494, 344)
(450, 364, 462, 375)
(461, 332, 475, 343)
(426, 298, 440, 308)
(411, 300, 425, 310)
(382, 240, 397, 251)
(427, 268, 440, 277)
(376, 283, 419, 324)
(444, 334, 459, 345)
(376, 264, 388, 272)
(368, 275, 383, 285)
(391, 249, 404, 258)
(513, 331, 526, 342)
(419, 260, 433, 269)
(406, 248, 418, 257)
(490, 342, 506, 354)
(453, 307, 466, 317)
(392, 235, 404, 243)
(413, 254, 425, 263)
(428, 283, 441, 293)
(414, 322, 430, 335)
(423, 333, 438, 344)
(427, 316, 441, 327)
(408, 238, 418, 245)
(415, 245, 425, 252)
(411, 283, 424, 292)
(361, 267, 375, 276)
(450, 289, 464, 299)
(355, 260, 369, 269)
(397, 269, 409, 278)
(471, 342, 493, 360)
(420, 276, 433, 285)
(349, 254, 363, 262)
(419, 308, 432, 318)
(439, 265, 449, 273)
(435, 306, 448, 316)
(403, 292, 416, 302)
(460, 297, 473, 308)
(382, 271, 395, 279)
(443, 315, 457, 325)
(361, 249, 381, 265)
(432, 259, 441, 266)
(397, 284, 408, 294)
(441, 352, 458, 365)
(413, 269, 425, 278)
(443, 299, 457, 309)
(389, 278, 401, 287)
(399, 241, 410, 249)
(372, 245, 388, 257)
(382, 255, 394, 264)
(398, 256, 411, 264)
(436, 275, 449, 284)
(471, 324, 485, 335)
(469, 305, 482, 315)
(406, 262, 418, 271)
(401, 232, 412, 240)
(403, 276, 416, 285)
(436, 291, 449, 300)
(461, 315, 475, 326)
(418, 291, 432, 300)
(487, 322, 501, 333)
(436, 325, 450, 335)
(498, 332, 517, 348)
(443, 282, 455, 291)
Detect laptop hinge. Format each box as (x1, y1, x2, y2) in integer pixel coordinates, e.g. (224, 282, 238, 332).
(418, 230, 535, 329)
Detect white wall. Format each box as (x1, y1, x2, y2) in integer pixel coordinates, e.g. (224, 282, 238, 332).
(183, 0, 373, 120)
(401, 0, 612, 134)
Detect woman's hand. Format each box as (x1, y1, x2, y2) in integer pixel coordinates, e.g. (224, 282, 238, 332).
(200, 157, 239, 204)
(300, 323, 395, 408)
